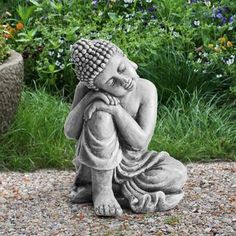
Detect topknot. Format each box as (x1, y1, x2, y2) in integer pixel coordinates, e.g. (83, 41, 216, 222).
(71, 38, 124, 90)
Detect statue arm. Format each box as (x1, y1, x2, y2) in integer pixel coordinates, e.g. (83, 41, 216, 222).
(64, 83, 119, 140)
(113, 83, 157, 150)
(71, 82, 90, 109)
(64, 83, 93, 140)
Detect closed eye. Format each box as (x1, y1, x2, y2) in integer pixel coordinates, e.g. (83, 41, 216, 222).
(106, 77, 116, 86)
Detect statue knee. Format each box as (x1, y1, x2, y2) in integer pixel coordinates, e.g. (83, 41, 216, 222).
(91, 110, 112, 123)
(87, 110, 115, 138)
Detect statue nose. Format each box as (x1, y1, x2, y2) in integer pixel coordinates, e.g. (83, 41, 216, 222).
(120, 76, 129, 85)
(116, 75, 128, 85)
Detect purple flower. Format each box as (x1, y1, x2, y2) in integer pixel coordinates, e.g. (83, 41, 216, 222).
(147, 7, 156, 13)
(222, 17, 227, 24)
(92, 0, 99, 6)
(216, 12, 223, 19)
(229, 16, 234, 23)
(188, 0, 198, 3)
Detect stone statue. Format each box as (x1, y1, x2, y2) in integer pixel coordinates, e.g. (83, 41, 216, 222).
(64, 39, 187, 217)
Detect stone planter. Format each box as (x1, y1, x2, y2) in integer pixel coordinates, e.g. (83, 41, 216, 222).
(0, 50, 24, 133)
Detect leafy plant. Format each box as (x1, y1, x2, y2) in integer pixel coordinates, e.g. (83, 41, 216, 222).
(0, 27, 10, 64)
(1, 0, 235, 103)
(150, 90, 236, 162)
(16, 4, 36, 26)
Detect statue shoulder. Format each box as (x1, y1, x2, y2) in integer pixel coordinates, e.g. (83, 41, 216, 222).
(138, 78, 158, 101)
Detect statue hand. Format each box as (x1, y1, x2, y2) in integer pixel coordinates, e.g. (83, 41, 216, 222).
(84, 101, 117, 121)
(92, 92, 120, 106)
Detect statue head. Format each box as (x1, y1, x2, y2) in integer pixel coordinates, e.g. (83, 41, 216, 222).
(71, 39, 138, 96)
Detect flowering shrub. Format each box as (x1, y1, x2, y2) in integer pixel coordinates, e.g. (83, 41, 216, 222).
(1, 0, 235, 102)
(0, 26, 10, 64)
(0, 10, 25, 64)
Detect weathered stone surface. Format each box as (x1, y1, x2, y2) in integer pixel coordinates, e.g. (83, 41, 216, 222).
(65, 39, 187, 217)
(0, 50, 24, 133)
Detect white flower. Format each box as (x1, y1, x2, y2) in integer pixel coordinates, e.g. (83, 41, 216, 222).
(146, 0, 152, 2)
(226, 58, 234, 65)
(193, 20, 200, 26)
(57, 53, 61, 58)
(124, 0, 134, 3)
(203, 52, 208, 57)
(205, 61, 211, 66)
(59, 49, 64, 53)
(194, 69, 198, 72)
(173, 31, 180, 37)
(197, 58, 202, 64)
(204, 0, 211, 7)
(48, 51, 54, 56)
(55, 61, 61, 66)
(203, 70, 207, 74)
(216, 74, 222, 78)
(60, 64, 65, 69)
(59, 38, 64, 44)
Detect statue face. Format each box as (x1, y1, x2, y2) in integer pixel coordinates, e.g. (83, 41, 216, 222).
(94, 53, 139, 97)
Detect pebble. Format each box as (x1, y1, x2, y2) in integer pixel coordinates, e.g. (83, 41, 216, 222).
(0, 196, 7, 204)
(0, 162, 235, 235)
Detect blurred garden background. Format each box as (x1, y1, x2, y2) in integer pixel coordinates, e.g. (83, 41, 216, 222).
(0, 0, 235, 171)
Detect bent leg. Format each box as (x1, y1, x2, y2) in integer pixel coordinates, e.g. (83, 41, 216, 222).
(72, 110, 123, 216)
(76, 110, 123, 170)
(92, 168, 123, 216)
(120, 152, 187, 213)
(134, 155, 187, 193)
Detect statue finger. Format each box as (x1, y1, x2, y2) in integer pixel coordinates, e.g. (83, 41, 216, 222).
(83, 107, 90, 121)
(88, 106, 96, 119)
(101, 93, 110, 105)
(112, 97, 118, 105)
(107, 94, 115, 105)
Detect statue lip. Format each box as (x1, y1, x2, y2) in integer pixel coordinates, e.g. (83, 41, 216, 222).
(124, 79, 135, 91)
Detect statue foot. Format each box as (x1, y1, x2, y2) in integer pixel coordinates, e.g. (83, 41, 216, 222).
(92, 168, 123, 217)
(93, 187, 123, 217)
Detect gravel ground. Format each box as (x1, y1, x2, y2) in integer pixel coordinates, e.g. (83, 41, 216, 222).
(0, 162, 235, 236)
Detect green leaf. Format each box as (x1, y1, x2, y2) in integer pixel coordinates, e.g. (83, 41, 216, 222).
(108, 12, 118, 21)
(29, 0, 40, 7)
(17, 5, 36, 25)
(48, 64, 55, 73)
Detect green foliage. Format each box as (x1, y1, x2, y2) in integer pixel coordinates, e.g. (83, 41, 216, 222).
(0, 89, 234, 171)
(150, 90, 236, 162)
(0, 27, 10, 64)
(0, 0, 235, 102)
(0, 90, 74, 171)
(0, 1, 235, 170)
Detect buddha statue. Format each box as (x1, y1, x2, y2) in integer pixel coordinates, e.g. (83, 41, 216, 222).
(64, 39, 187, 217)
